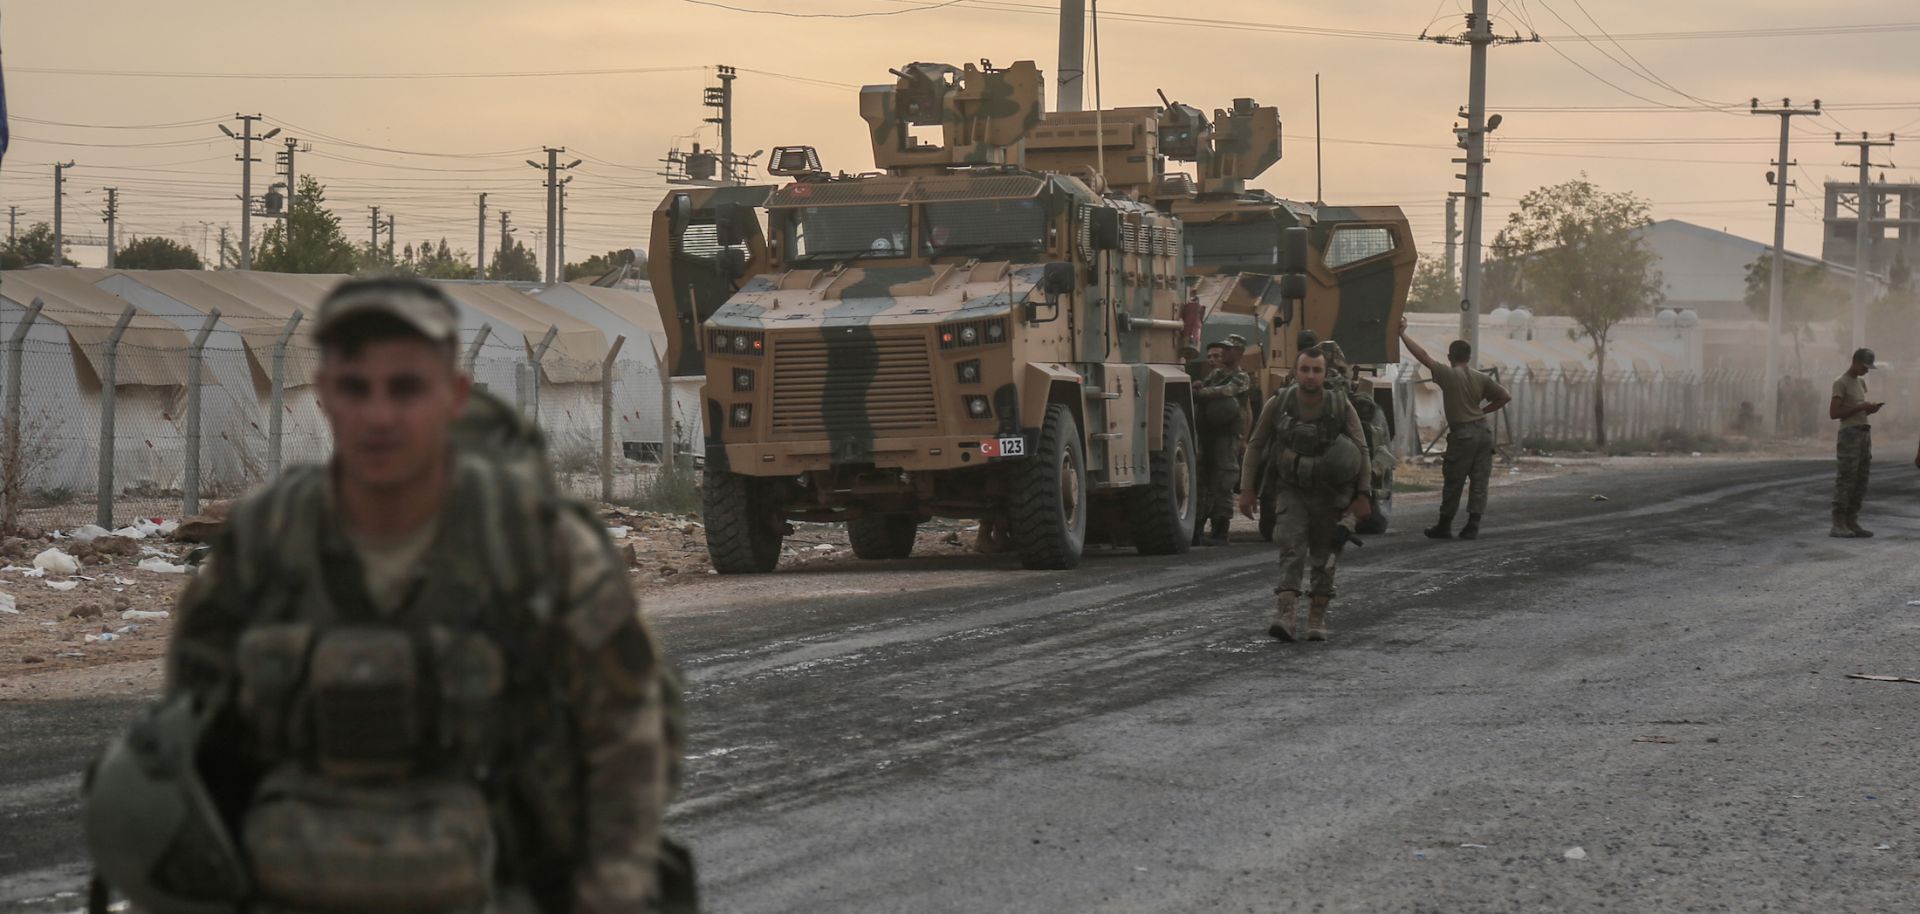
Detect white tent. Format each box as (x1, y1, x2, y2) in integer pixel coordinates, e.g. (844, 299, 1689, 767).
(532, 282, 701, 458)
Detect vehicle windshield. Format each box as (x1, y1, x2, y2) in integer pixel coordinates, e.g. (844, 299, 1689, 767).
(922, 199, 1046, 259)
(784, 204, 912, 263)
(1185, 221, 1282, 274)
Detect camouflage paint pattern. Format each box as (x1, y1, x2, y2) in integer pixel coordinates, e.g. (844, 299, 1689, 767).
(648, 184, 774, 378)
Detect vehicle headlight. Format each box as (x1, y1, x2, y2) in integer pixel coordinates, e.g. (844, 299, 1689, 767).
(734, 368, 754, 391)
(731, 404, 752, 427)
(965, 396, 991, 418)
(733, 333, 749, 352)
(957, 360, 981, 384)
(960, 325, 980, 345)
(986, 321, 1005, 341)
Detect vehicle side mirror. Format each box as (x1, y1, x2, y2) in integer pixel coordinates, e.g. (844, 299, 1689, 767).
(1279, 273, 1308, 303)
(1281, 225, 1310, 275)
(1088, 208, 1122, 252)
(1260, 277, 1295, 324)
(1027, 261, 1073, 324)
(718, 248, 747, 280)
(668, 193, 693, 238)
(714, 203, 753, 248)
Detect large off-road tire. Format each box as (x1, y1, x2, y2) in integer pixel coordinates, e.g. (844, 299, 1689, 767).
(704, 470, 783, 574)
(848, 514, 918, 559)
(1357, 461, 1393, 535)
(1009, 403, 1088, 570)
(1259, 489, 1278, 542)
(1130, 404, 1197, 556)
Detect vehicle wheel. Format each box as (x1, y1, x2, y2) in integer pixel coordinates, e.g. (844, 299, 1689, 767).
(1357, 462, 1393, 535)
(848, 514, 918, 559)
(1009, 403, 1088, 570)
(1258, 489, 1278, 542)
(1130, 403, 1197, 556)
(704, 470, 783, 574)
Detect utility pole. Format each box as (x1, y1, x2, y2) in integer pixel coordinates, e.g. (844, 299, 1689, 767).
(1751, 98, 1822, 436)
(8, 205, 18, 246)
(497, 209, 511, 276)
(707, 66, 738, 184)
(52, 161, 75, 266)
(1056, 0, 1085, 112)
(1445, 192, 1461, 305)
(1429, 1, 1531, 366)
(369, 205, 383, 265)
(101, 188, 119, 269)
(558, 179, 570, 280)
(218, 225, 230, 270)
(387, 213, 396, 265)
(526, 148, 580, 284)
(276, 137, 307, 255)
(1835, 131, 1896, 352)
(219, 114, 280, 271)
(477, 193, 488, 274)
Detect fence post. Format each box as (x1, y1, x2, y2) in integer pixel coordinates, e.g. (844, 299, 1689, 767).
(464, 323, 492, 377)
(657, 343, 676, 468)
(95, 305, 136, 528)
(268, 310, 304, 480)
(528, 325, 558, 423)
(183, 308, 221, 517)
(4, 297, 45, 530)
(600, 335, 626, 503)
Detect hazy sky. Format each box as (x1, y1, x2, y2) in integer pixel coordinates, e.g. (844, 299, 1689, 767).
(7, 0, 1919, 272)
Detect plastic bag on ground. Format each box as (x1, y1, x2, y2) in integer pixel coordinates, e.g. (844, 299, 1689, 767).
(137, 557, 189, 575)
(0, 591, 16, 614)
(69, 524, 111, 542)
(47, 580, 79, 592)
(33, 548, 81, 576)
(111, 526, 148, 540)
(120, 609, 170, 621)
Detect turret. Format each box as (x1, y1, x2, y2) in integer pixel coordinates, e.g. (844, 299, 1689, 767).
(859, 60, 1046, 174)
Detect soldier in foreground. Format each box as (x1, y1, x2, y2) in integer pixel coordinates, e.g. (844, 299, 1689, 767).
(1238, 347, 1372, 642)
(1398, 316, 1510, 540)
(1829, 347, 1882, 537)
(83, 278, 691, 913)
(1195, 335, 1254, 546)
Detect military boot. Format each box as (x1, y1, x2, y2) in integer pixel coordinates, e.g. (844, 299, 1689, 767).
(1209, 517, 1232, 547)
(1846, 513, 1875, 537)
(1306, 595, 1331, 641)
(1424, 513, 1454, 539)
(1831, 511, 1862, 538)
(1269, 591, 1298, 642)
(1458, 513, 1482, 540)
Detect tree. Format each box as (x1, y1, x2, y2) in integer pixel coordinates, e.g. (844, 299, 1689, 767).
(488, 237, 540, 282)
(394, 238, 479, 280)
(113, 236, 204, 271)
(1743, 252, 1843, 374)
(254, 176, 361, 274)
(0, 222, 77, 269)
(1491, 175, 1664, 448)
(1866, 253, 1918, 360)
(565, 248, 645, 282)
(1407, 254, 1460, 314)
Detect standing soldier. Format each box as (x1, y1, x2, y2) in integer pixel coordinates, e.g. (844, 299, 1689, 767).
(1830, 347, 1882, 537)
(1238, 347, 1372, 642)
(1398, 316, 1510, 540)
(83, 278, 693, 914)
(1195, 335, 1253, 546)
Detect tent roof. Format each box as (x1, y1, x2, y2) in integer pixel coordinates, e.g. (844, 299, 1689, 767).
(2, 270, 190, 386)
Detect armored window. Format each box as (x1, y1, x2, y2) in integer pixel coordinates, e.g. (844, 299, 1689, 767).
(923, 199, 1045, 260)
(675, 224, 742, 263)
(1185, 222, 1282, 273)
(1324, 226, 1395, 269)
(784, 204, 912, 262)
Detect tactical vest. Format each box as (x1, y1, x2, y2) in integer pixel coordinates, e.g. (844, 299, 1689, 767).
(1269, 386, 1364, 491)
(217, 393, 691, 914)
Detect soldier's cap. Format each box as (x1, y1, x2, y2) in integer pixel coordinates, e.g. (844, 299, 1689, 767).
(314, 277, 460, 346)
(1222, 333, 1249, 349)
(1854, 347, 1876, 367)
(1204, 340, 1228, 352)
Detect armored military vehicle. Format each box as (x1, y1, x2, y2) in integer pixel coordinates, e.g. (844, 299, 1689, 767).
(649, 61, 1205, 573)
(1022, 95, 1416, 536)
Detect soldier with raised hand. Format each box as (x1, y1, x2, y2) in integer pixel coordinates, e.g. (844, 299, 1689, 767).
(1195, 334, 1253, 546)
(1830, 347, 1882, 537)
(1238, 347, 1372, 642)
(1398, 315, 1510, 540)
(84, 277, 692, 914)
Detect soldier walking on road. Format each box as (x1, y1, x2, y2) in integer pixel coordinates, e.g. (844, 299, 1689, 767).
(83, 278, 694, 914)
(1398, 316, 1511, 540)
(1195, 334, 1253, 546)
(1238, 347, 1372, 642)
(1830, 347, 1882, 538)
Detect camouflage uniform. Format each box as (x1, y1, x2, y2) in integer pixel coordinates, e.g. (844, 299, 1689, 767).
(165, 392, 686, 914)
(1242, 384, 1371, 640)
(1194, 363, 1253, 535)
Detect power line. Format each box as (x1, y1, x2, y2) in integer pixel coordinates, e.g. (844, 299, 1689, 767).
(11, 65, 708, 81)
(682, 0, 970, 18)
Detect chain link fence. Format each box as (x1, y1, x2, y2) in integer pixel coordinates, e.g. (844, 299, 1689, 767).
(2, 293, 700, 533)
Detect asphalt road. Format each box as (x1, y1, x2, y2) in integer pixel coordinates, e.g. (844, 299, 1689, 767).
(5, 457, 1919, 913)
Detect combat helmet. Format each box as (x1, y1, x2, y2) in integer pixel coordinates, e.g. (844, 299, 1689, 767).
(83, 692, 249, 914)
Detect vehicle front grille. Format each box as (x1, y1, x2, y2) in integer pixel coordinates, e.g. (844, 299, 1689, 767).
(770, 333, 938, 437)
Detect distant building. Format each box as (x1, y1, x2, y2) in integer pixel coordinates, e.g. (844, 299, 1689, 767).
(1822, 179, 1920, 280)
